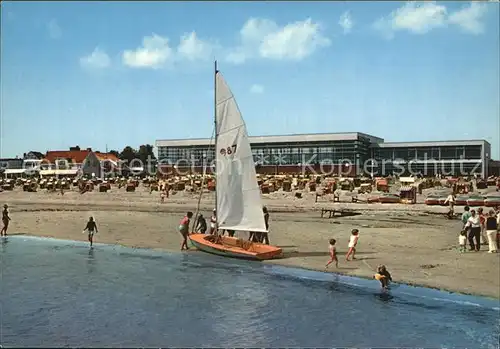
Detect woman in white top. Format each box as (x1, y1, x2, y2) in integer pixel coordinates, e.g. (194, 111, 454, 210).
(465, 210, 481, 251)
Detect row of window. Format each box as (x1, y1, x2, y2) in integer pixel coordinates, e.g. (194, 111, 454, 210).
(372, 146, 482, 160)
(158, 145, 484, 163)
(159, 146, 366, 158)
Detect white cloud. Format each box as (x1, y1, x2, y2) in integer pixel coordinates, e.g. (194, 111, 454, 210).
(225, 17, 330, 64)
(177, 31, 215, 61)
(47, 19, 62, 39)
(122, 32, 216, 68)
(339, 11, 353, 34)
(374, 1, 490, 39)
(122, 34, 174, 69)
(250, 84, 264, 94)
(448, 2, 488, 34)
(80, 48, 111, 69)
(373, 2, 447, 39)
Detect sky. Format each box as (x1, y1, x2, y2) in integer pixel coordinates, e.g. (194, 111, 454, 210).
(1, 1, 499, 159)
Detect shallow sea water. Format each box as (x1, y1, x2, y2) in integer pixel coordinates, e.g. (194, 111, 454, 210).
(1, 236, 499, 348)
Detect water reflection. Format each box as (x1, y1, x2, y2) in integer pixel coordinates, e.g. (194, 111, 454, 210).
(211, 273, 272, 346)
(1, 236, 498, 348)
(87, 248, 95, 274)
(1, 236, 8, 252)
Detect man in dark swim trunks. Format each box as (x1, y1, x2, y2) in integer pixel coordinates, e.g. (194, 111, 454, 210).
(195, 214, 207, 234)
(1, 204, 11, 237)
(83, 216, 98, 248)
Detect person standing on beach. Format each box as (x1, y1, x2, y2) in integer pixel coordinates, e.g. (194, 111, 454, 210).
(325, 238, 338, 269)
(209, 209, 217, 235)
(458, 230, 467, 253)
(444, 193, 455, 219)
(261, 206, 270, 245)
(465, 210, 481, 251)
(195, 214, 207, 234)
(485, 210, 498, 253)
(1, 204, 11, 237)
(178, 211, 193, 251)
(345, 229, 359, 261)
(496, 208, 500, 249)
(478, 207, 487, 245)
(461, 206, 472, 228)
(83, 216, 98, 248)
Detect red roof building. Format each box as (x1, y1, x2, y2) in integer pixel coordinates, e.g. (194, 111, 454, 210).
(43, 150, 92, 165)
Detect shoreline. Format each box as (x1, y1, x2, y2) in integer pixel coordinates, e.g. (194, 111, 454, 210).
(2, 191, 500, 299)
(6, 233, 500, 303)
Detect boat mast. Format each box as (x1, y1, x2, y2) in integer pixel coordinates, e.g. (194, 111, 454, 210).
(214, 60, 218, 233)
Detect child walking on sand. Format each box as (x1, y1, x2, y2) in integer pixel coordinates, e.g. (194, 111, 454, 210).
(325, 239, 338, 269)
(459, 230, 467, 253)
(345, 229, 359, 261)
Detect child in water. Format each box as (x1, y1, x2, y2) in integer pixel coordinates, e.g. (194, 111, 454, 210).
(325, 238, 338, 269)
(83, 216, 98, 248)
(459, 230, 467, 253)
(345, 229, 359, 261)
(374, 265, 392, 289)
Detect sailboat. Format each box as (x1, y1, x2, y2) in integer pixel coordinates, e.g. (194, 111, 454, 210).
(189, 62, 283, 261)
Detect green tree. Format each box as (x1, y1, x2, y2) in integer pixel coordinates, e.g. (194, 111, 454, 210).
(136, 144, 156, 163)
(108, 150, 120, 158)
(119, 146, 137, 165)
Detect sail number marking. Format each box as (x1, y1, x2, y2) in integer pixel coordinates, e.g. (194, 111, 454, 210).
(219, 145, 237, 156)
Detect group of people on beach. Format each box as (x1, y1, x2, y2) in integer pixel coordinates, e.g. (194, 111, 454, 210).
(459, 206, 500, 253)
(1, 202, 98, 248)
(177, 207, 271, 251)
(325, 228, 360, 269)
(325, 229, 393, 289)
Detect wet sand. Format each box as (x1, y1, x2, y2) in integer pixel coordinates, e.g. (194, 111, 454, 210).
(2, 187, 499, 299)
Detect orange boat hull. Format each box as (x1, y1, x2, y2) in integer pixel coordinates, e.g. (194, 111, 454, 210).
(189, 233, 283, 261)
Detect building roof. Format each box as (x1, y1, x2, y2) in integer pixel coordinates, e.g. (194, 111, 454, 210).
(44, 150, 91, 164)
(4, 169, 26, 175)
(26, 151, 44, 159)
(94, 152, 120, 163)
(0, 158, 22, 162)
(39, 169, 80, 176)
(156, 132, 384, 147)
(375, 140, 489, 148)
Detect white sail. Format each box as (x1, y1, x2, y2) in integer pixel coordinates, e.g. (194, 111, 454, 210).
(215, 71, 267, 233)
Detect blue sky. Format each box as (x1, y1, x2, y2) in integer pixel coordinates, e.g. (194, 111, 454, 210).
(1, 1, 499, 158)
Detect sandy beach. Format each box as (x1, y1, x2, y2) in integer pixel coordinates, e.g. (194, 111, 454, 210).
(2, 187, 499, 299)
